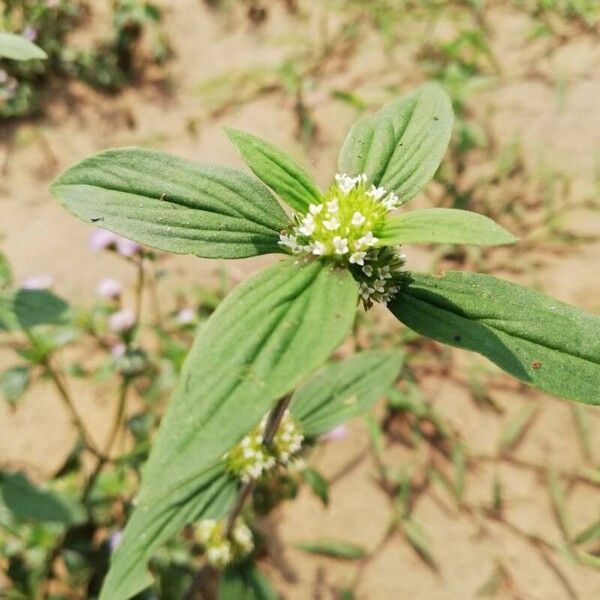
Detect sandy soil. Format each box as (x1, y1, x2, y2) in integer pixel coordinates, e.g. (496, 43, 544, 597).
(1, 1, 600, 598)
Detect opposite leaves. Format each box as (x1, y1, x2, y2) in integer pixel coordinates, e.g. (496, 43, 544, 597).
(390, 272, 600, 405)
(100, 258, 358, 600)
(51, 149, 289, 259)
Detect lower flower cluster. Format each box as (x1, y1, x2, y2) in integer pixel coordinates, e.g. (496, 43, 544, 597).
(224, 410, 304, 483)
(279, 173, 406, 307)
(193, 518, 253, 569)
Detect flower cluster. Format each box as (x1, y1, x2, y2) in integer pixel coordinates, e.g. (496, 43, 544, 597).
(224, 410, 304, 483)
(279, 173, 406, 307)
(193, 518, 253, 569)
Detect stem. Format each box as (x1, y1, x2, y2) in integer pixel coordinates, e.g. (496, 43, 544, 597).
(44, 357, 103, 459)
(186, 394, 292, 599)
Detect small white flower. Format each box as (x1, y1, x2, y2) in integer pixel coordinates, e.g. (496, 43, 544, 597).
(176, 307, 196, 325)
(309, 203, 324, 215)
(356, 231, 378, 248)
(21, 275, 54, 290)
(362, 264, 374, 277)
(349, 251, 367, 265)
(367, 185, 387, 200)
(382, 192, 400, 210)
(323, 217, 340, 231)
(373, 279, 386, 293)
(360, 282, 374, 300)
(351, 211, 367, 226)
(378, 266, 392, 280)
(326, 198, 339, 213)
(298, 213, 315, 236)
(311, 241, 326, 255)
(333, 236, 349, 255)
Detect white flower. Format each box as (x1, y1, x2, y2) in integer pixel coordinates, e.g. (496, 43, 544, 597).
(309, 203, 324, 215)
(323, 217, 340, 231)
(333, 236, 349, 255)
(378, 266, 392, 280)
(351, 211, 366, 226)
(360, 282, 374, 300)
(373, 279, 386, 293)
(326, 198, 339, 213)
(110, 343, 126, 358)
(97, 277, 123, 299)
(362, 264, 374, 277)
(311, 241, 326, 255)
(382, 192, 400, 210)
(356, 231, 378, 248)
(298, 213, 315, 236)
(366, 185, 386, 200)
(349, 251, 367, 265)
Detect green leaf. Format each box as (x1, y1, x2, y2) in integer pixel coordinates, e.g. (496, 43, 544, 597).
(0, 472, 85, 525)
(0, 289, 68, 330)
(100, 258, 358, 600)
(291, 349, 404, 436)
(301, 468, 329, 506)
(547, 469, 570, 542)
(497, 404, 538, 452)
(573, 519, 600, 545)
(401, 518, 437, 569)
(0, 366, 30, 406)
(51, 149, 289, 259)
(377, 209, 517, 247)
(225, 128, 321, 213)
(218, 562, 277, 600)
(389, 271, 600, 405)
(0, 251, 12, 289)
(294, 539, 367, 560)
(0, 32, 47, 61)
(338, 84, 453, 204)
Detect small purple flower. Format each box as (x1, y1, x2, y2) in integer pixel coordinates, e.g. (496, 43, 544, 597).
(89, 228, 117, 251)
(22, 27, 37, 42)
(110, 343, 127, 358)
(176, 307, 196, 325)
(89, 228, 141, 257)
(318, 424, 348, 443)
(97, 277, 123, 300)
(116, 237, 142, 258)
(109, 309, 135, 333)
(20, 275, 54, 290)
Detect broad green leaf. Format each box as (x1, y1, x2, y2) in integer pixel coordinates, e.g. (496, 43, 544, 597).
(0, 289, 68, 330)
(389, 272, 600, 405)
(218, 562, 277, 600)
(291, 349, 404, 437)
(294, 539, 367, 560)
(377, 209, 517, 247)
(225, 128, 321, 213)
(0, 472, 85, 525)
(301, 468, 329, 506)
(0, 366, 30, 406)
(497, 404, 538, 452)
(338, 84, 453, 204)
(0, 32, 47, 61)
(51, 149, 289, 259)
(100, 258, 358, 600)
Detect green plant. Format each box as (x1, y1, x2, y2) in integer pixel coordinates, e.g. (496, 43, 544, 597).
(44, 83, 600, 598)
